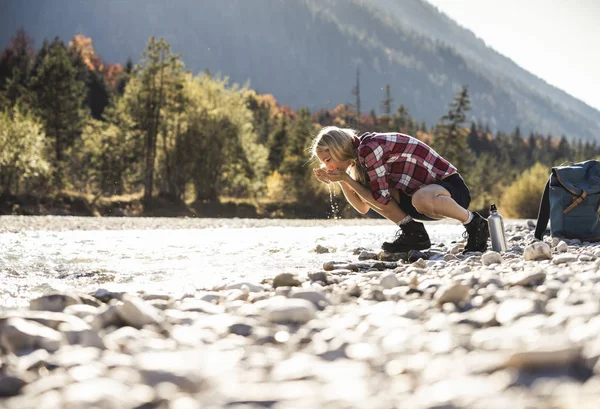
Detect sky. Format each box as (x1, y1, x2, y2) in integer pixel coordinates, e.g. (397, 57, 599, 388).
(424, 0, 600, 112)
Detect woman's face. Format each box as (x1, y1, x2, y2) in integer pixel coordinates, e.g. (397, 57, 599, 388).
(317, 150, 352, 171)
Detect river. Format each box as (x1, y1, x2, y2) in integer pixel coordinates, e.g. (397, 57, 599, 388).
(0, 216, 468, 308)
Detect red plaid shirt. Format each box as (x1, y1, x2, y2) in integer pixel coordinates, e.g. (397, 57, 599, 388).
(356, 132, 457, 205)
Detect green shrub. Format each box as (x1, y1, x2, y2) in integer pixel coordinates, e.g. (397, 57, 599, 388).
(500, 162, 550, 218)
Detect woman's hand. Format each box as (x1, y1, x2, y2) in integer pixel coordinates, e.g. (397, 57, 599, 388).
(325, 169, 347, 182)
(313, 168, 331, 184)
(313, 168, 348, 184)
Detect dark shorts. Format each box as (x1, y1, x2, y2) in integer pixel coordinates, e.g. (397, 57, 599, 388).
(396, 173, 471, 222)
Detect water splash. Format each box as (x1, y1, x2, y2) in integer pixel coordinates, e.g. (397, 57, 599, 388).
(327, 183, 341, 220)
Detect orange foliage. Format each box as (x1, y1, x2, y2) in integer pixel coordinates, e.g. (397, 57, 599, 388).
(104, 63, 123, 87)
(69, 34, 103, 72)
(415, 130, 433, 144)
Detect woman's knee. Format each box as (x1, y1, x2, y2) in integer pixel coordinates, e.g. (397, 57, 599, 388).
(412, 189, 434, 214)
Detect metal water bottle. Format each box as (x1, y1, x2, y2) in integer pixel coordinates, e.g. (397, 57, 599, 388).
(488, 204, 508, 252)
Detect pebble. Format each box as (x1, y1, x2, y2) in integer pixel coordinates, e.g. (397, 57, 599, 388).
(523, 241, 552, 261)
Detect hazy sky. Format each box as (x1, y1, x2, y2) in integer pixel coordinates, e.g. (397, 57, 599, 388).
(424, 0, 600, 112)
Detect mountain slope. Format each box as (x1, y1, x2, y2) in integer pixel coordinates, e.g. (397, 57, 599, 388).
(1, 0, 599, 142)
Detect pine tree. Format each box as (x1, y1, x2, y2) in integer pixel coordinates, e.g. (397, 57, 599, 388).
(267, 116, 288, 171)
(351, 67, 361, 127)
(431, 85, 474, 174)
(30, 38, 87, 187)
(0, 29, 35, 108)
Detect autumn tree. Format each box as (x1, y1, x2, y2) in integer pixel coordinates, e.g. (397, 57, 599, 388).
(0, 108, 50, 195)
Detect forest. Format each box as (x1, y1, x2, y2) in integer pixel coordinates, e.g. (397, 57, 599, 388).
(1, 30, 596, 219)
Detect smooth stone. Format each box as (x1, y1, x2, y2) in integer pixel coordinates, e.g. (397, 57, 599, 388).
(506, 346, 581, 369)
(63, 304, 99, 319)
(552, 254, 578, 265)
(178, 299, 225, 314)
(115, 297, 163, 329)
(197, 292, 222, 304)
(289, 289, 330, 310)
(272, 273, 302, 288)
(523, 242, 552, 261)
(1, 317, 62, 353)
(63, 325, 106, 349)
(379, 272, 401, 289)
(91, 305, 125, 329)
(265, 298, 316, 324)
(62, 377, 132, 407)
(495, 299, 537, 324)
(30, 292, 82, 313)
(556, 241, 569, 253)
(3, 310, 89, 331)
(482, 251, 502, 266)
(229, 323, 253, 337)
(358, 251, 378, 260)
(93, 288, 125, 303)
(308, 271, 328, 283)
(0, 374, 28, 397)
(435, 283, 470, 305)
(219, 282, 264, 292)
(134, 351, 208, 393)
(314, 244, 330, 254)
(510, 268, 546, 286)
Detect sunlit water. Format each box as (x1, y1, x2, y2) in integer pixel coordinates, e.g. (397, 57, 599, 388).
(0, 217, 466, 309)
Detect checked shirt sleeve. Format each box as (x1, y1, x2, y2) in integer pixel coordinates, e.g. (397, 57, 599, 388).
(358, 143, 391, 205)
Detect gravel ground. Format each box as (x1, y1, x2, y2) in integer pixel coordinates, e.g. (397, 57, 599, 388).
(1, 219, 600, 408)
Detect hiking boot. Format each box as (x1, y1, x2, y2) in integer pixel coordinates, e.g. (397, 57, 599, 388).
(381, 220, 431, 253)
(463, 212, 489, 253)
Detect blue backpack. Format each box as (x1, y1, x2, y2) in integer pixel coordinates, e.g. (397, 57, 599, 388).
(535, 160, 600, 241)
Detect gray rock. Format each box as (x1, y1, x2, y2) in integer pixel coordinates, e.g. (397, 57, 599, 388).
(379, 272, 401, 289)
(1, 317, 62, 353)
(556, 240, 569, 253)
(435, 283, 470, 305)
(314, 244, 331, 254)
(358, 251, 378, 260)
(91, 304, 125, 329)
(308, 271, 328, 283)
(0, 374, 28, 397)
(30, 292, 82, 312)
(482, 251, 502, 265)
(219, 281, 264, 292)
(510, 268, 546, 286)
(93, 288, 125, 303)
(289, 289, 330, 310)
(272, 273, 302, 288)
(506, 346, 581, 369)
(552, 254, 578, 265)
(229, 323, 253, 337)
(178, 299, 225, 314)
(265, 298, 316, 324)
(115, 297, 163, 329)
(523, 242, 552, 261)
(495, 299, 538, 324)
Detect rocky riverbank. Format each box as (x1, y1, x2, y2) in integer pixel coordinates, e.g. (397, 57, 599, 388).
(1, 221, 600, 408)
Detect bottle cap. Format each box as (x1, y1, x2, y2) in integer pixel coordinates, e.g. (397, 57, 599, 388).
(490, 203, 498, 212)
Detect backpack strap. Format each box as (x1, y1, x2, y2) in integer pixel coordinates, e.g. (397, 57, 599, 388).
(534, 179, 551, 240)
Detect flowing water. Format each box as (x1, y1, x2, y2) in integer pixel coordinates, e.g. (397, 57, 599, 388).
(327, 184, 341, 220)
(0, 216, 466, 309)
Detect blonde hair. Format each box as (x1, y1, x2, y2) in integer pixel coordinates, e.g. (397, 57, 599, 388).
(310, 126, 368, 185)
